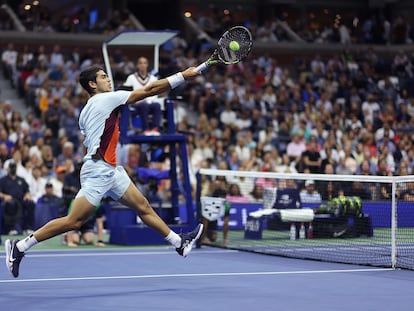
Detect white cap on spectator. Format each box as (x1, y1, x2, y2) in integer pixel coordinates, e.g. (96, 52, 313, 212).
(305, 180, 315, 187)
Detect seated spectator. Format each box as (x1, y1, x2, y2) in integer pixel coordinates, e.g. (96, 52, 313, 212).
(301, 138, 322, 173)
(66, 203, 106, 247)
(226, 183, 249, 203)
(286, 130, 306, 167)
(62, 159, 82, 216)
(300, 180, 322, 203)
(56, 141, 76, 167)
(255, 166, 278, 189)
(0, 161, 35, 235)
(47, 166, 66, 198)
(200, 175, 230, 244)
(27, 165, 46, 203)
(317, 163, 344, 201)
(248, 184, 264, 202)
(35, 182, 63, 229)
(399, 181, 414, 201)
(336, 154, 354, 175)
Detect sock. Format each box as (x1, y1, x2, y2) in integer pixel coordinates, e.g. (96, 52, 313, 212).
(16, 234, 38, 252)
(164, 230, 182, 248)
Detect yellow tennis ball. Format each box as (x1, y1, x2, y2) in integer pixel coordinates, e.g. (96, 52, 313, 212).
(229, 41, 240, 51)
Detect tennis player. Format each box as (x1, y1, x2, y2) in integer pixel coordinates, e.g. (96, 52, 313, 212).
(5, 65, 203, 278)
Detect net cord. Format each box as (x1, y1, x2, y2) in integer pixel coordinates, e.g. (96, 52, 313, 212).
(199, 168, 413, 184)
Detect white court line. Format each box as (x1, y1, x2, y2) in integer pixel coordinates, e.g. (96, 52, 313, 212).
(0, 268, 392, 283)
(0, 249, 237, 259)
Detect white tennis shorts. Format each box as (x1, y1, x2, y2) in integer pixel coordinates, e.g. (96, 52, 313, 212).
(76, 159, 131, 206)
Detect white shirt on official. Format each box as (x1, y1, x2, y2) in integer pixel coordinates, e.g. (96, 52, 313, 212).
(124, 72, 158, 103)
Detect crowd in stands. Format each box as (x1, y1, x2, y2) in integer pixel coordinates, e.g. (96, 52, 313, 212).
(3, 2, 137, 35)
(2, 6, 414, 234)
(196, 6, 414, 45)
(5, 1, 413, 45)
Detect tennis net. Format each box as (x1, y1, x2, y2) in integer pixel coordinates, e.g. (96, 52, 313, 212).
(197, 168, 414, 270)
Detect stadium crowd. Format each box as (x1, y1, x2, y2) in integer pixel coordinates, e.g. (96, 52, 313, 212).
(2, 6, 414, 234)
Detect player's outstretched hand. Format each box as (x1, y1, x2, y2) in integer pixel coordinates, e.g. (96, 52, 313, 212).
(182, 67, 201, 81)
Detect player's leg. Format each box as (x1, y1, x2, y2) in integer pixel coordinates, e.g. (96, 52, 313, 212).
(118, 182, 203, 256)
(118, 182, 172, 237)
(113, 168, 202, 257)
(5, 196, 96, 277)
(32, 196, 96, 243)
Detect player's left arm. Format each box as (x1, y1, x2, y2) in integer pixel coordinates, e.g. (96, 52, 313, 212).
(126, 67, 199, 104)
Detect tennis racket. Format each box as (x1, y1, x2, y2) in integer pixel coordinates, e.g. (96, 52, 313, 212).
(195, 25, 253, 72)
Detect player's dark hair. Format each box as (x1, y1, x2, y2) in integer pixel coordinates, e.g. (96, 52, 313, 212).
(79, 65, 105, 95)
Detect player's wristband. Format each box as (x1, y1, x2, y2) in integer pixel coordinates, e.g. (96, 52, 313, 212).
(167, 72, 185, 89)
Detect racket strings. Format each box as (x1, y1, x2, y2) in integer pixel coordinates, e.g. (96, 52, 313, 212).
(218, 27, 252, 63)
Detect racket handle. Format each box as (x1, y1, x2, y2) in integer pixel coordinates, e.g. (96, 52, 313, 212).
(195, 62, 208, 72)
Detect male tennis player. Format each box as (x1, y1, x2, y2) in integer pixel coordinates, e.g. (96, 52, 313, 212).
(5, 65, 203, 278)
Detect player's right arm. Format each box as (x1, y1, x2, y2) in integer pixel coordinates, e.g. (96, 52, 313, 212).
(126, 67, 199, 104)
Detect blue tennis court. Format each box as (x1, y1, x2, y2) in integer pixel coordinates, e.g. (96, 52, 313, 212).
(0, 246, 412, 311)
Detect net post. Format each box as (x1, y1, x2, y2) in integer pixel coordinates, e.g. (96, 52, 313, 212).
(391, 179, 397, 269)
(195, 170, 202, 248)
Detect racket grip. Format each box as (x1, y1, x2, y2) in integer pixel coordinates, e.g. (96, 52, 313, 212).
(195, 62, 208, 72)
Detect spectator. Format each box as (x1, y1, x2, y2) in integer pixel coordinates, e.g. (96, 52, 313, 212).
(35, 182, 63, 229)
(300, 180, 322, 203)
(1, 43, 18, 81)
(59, 106, 79, 146)
(399, 182, 414, 201)
(248, 184, 264, 202)
(0, 161, 35, 235)
(301, 137, 322, 173)
(190, 134, 214, 171)
(27, 165, 46, 203)
(56, 141, 76, 167)
(47, 166, 65, 198)
(286, 130, 306, 167)
(24, 68, 45, 113)
(44, 97, 62, 139)
(361, 93, 381, 124)
(317, 163, 343, 201)
(200, 174, 230, 245)
(66, 204, 106, 247)
(226, 183, 249, 203)
(62, 159, 82, 216)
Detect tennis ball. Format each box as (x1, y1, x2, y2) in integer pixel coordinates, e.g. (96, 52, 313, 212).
(229, 41, 240, 51)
